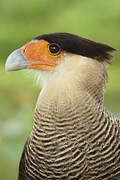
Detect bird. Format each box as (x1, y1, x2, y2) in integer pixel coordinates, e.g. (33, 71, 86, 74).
(5, 32, 120, 180)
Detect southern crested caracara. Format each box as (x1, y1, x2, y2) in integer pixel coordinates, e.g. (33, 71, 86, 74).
(5, 33, 120, 180)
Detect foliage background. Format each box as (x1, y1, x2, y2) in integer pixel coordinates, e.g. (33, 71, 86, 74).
(0, 0, 120, 179)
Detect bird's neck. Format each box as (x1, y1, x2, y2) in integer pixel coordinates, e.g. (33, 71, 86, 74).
(32, 56, 107, 136)
(37, 55, 107, 109)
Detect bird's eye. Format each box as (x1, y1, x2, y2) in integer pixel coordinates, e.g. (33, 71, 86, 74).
(48, 43, 61, 56)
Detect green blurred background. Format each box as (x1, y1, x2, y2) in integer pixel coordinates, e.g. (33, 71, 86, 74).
(0, 0, 120, 179)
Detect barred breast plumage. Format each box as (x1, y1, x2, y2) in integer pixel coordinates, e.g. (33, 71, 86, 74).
(18, 77, 120, 180)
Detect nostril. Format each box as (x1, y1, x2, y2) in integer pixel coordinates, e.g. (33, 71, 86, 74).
(22, 47, 27, 54)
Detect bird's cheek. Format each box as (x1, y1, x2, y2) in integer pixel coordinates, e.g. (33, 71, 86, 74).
(20, 40, 64, 70)
(27, 55, 59, 70)
(21, 47, 58, 70)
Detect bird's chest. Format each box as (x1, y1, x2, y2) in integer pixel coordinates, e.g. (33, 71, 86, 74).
(24, 104, 120, 180)
(25, 102, 91, 179)
(25, 94, 120, 179)
(27, 128, 88, 179)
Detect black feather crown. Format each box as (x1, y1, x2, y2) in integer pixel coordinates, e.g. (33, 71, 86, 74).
(35, 32, 116, 63)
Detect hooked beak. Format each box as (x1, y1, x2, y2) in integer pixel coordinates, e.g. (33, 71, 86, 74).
(5, 49, 29, 72)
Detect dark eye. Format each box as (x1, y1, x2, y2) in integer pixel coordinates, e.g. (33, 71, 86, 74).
(49, 43, 61, 55)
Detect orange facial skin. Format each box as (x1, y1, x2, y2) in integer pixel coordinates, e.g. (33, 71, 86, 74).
(21, 40, 64, 71)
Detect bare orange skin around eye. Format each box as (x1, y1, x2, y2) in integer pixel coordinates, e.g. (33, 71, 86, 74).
(21, 40, 64, 70)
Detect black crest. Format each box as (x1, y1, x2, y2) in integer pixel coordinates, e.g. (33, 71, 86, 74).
(35, 32, 115, 62)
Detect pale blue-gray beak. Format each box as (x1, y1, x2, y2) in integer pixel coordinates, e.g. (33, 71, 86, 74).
(5, 49, 29, 72)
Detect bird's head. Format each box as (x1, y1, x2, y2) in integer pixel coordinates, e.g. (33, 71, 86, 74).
(5, 33, 115, 89)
